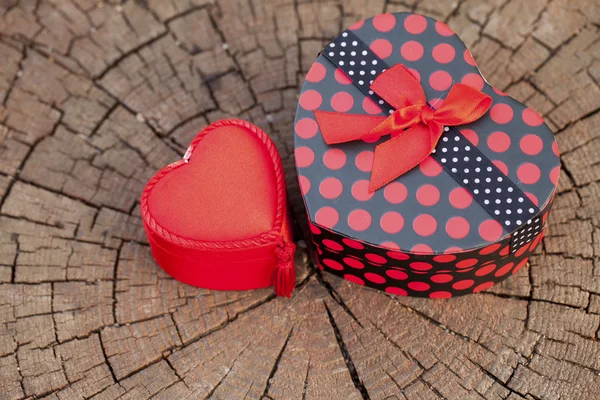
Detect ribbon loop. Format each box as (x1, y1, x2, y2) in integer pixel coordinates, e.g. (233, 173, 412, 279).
(431, 83, 493, 125)
(314, 64, 492, 192)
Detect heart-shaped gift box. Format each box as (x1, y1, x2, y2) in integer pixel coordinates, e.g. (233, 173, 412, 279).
(294, 12, 560, 298)
(141, 119, 295, 297)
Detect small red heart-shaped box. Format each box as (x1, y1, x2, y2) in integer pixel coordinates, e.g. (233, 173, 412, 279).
(141, 119, 295, 296)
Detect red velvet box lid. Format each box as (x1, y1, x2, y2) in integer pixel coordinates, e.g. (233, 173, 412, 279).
(142, 119, 295, 296)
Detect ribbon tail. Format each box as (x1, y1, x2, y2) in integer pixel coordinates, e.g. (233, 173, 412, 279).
(369, 124, 432, 192)
(314, 110, 387, 144)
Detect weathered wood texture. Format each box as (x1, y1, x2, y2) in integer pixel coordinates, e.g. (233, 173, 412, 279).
(0, 0, 598, 399)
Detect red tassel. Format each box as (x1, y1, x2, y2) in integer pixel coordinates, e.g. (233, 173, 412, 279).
(274, 240, 296, 297)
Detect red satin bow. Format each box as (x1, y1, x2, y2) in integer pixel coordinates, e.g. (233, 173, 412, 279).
(314, 64, 492, 192)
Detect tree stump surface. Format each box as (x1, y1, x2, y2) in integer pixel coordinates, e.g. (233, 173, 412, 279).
(0, 1, 598, 399)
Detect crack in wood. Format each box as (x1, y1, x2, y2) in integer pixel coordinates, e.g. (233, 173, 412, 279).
(261, 327, 293, 398)
(323, 300, 370, 400)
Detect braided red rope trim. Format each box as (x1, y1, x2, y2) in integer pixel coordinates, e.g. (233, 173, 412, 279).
(140, 119, 286, 250)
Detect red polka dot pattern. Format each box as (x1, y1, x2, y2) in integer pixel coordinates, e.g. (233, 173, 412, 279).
(343, 238, 364, 250)
(319, 177, 343, 199)
(431, 274, 453, 283)
(410, 261, 432, 271)
(295, 12, 559, 297)
(344, 274, 365, 285)
(408, 282, 430, 291)
(334, 68, 353, 85)
(309, 224, 321, 235)
(461, 73, 484, 90)
(323, 258, 344, 270)
(388, 251, 410, 261)
(348, 209, 372, 232)
(370, 39, 393, 59)
(298, 175, 310, 195)
(366, 253, 387, 264)
(435, 21, 455, 36)
(351, 180, 374, 202)
(416, 184, 440, 206)
(363, 134, 382, 144)
(344, 257, 364, 269)
(517, 163, 541, 185)
(432, 43, 455, 64)
(295, 147, 314, 168)
(493, 87, 508, 96)
(492, 160, 508, 176)
(520, 134, 543, 156)
(411, 244, 433, 254)
(384, 182, 408, 204)
(550, 166, 560, 185)
(355, 151, 374, 172)
(475, 263, 496, 276)
(413, 214, 437, 237)
(446, 217, 470, 239)
(530, 232, 543, 251)
(373, 13, 396, 32)
(331, 92, 354, 112)
(299, 90, 322, 110)
(452, 280, 474, 290)
(526, 192, 539, 206)
(401, 41, 424, 61)
(387, 269, 408, 280)
(464, 50, 476, 66)
(522, 108, 544, 126)
(430, 291, 452, 299)
(404, 15, 427, 34)
(479, 220, 503, 242)
(295, 118, 318, 139)
(456, 258, 477, 269)
(552, 141, 560, 156)
(365, 272, 386, 284)
(460, 129, 478, 146)
(480, 243, 501, 255)
(490, 103, 514, 124)
(323, 148, 346, 170)
(433, 254, 456, 263)
(494, 262, 514, 277)
(419, 156, 443, 176)
(515, 244, 529, 257)
(315, 207, 339, 228)
(349, 20, 365, 30)
(408, 68, 421, 82)
(487, 131, 511, 153)
(449, 188, 472, 209)
(512, 258, 528, 275)
(473, 281, 494, 293)
(429, 70, 452, 91)
(386, 287, 408, 296)
(363, 98, 383, 114)
(380, 212, 404, 234)
(306, 62, 326, 82)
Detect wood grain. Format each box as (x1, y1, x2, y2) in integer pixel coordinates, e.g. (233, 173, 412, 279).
(0, 1, 598, 399)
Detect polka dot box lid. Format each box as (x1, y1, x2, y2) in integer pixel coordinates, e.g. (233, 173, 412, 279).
(294, 13, 559, 297)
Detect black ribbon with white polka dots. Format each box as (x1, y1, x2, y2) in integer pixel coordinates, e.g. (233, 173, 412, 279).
(510, 215, 543, 253)
(320, 30, 542, 252)
(322, 31, 395, 115)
